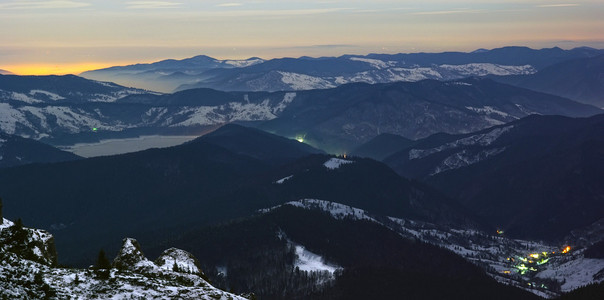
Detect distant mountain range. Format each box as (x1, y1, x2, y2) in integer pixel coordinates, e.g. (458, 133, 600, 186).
(81, 46, 604, 93)
(2, 73, 599, 152)
(256, 77, 601, 153)
(0, 69, 13, 75)
(0, 74, 149, 104)
(494, 54, 604, 108)
(81, 56, 265, 92)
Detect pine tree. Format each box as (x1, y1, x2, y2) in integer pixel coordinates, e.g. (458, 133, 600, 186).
(96, 249, 111, 270)
(14, 218, 24, 230)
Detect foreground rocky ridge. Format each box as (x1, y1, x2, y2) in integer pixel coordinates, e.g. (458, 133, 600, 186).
(0, 203, 248, 299)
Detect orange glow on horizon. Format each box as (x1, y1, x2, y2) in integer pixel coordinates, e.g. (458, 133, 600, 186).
(4, 63, 127, 76)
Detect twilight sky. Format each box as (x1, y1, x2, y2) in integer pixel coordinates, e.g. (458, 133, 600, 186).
(1, 0, 603, 75)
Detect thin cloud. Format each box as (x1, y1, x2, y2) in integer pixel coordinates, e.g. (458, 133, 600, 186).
(126, 1, 182, 9)
(287, 44, 358, 49)
(216, 3, 243, 7)
(536, 4, 580, 8)
(0, 1, 91, 10)
(413, 9, 484, 15)
(189, 7, 353, 17)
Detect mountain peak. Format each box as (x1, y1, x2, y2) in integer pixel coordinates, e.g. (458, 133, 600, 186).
(155, 248, 203, 274)
(112, 237, 151, 271)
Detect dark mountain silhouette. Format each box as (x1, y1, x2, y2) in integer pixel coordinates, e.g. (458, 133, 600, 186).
(350, 133, 415, 160)
(494, 54, 604, 107)
(384, 114, 604, 241)
(0, 132, 80, 168)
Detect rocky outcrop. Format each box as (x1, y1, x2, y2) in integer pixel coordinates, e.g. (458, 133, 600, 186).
(0, 223, 249, 299)
(0, 218, 57, 266)
(155, 247, 203, 275)
(112, 237, 155, 272)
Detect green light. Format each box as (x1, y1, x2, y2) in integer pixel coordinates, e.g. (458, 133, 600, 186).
(296, 137, 304, 143)
(537, 258, 550, 265)
(92, 127, 98, 132)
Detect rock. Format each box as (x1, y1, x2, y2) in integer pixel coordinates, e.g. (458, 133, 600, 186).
(112, 237, 155, 272)
(155, 248, 203, 275)
(0, 218, 57, 266)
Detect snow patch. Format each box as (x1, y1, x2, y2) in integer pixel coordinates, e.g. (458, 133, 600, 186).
(349, 57, 395, 69)
(227, 100, 277, 121)
(0, 218, 14, 230)
(0, 103, 31, 134)
(29, 90, 65, 101)
(8, 91, 43, 104)
(167, 106, 224, 127)
(295, 245, 339, 274)
(279, 71, 336, 90)
(430, 148, 507, 175)
(323, 158, 353, 170)
(409, 125, 513, 160)
(466, 106, 516, 119)
(440, 63, 536, 76)
(274, 175, 294, 184)
(155, 248, 201, 274)
(450, 82, 472, 86)
(223, 58, 264, 68)
(266, 199, 378, 223)
(536, 256, 604, 292)
(273, 92, 296, 114)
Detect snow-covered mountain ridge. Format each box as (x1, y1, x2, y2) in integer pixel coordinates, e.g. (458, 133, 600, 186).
(1, 74, 600, 152)
(81, 46, 604, 93)
(179, 62, 536, 92)
(0, 90, 295, 141)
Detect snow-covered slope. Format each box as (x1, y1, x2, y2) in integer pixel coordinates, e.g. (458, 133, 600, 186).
(181, 61, 537, 92)
(0, 74, 150, 104)
(407, 125, 513, 175)
(323, 157, 354, 170)
(260, 199, 604, 298)
(0, 91, 289, 141)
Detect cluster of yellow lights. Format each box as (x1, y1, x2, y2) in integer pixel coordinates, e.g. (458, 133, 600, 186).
(562, 246, 571, 254)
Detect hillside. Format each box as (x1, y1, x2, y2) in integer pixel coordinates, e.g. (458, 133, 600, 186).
(385, 114, 604, 241)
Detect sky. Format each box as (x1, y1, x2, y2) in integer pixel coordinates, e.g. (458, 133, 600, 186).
(1, 0, 603, 75)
